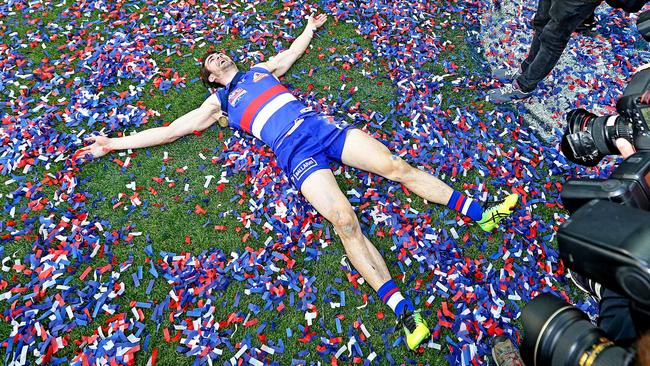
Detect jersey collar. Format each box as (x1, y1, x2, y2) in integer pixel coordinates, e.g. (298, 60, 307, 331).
(217, 71, 245, 115)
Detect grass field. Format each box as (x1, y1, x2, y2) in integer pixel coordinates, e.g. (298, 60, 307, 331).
(0, 0, 577, 365)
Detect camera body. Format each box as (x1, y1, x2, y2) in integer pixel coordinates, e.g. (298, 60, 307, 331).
(522, 39, 650, 363)
(520, 187, 650, 366)
(561, 68, 650, 167)
(560, 150, 650, 213)
(558, 199, 650, 309)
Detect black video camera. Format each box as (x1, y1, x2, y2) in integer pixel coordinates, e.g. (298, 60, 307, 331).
(523, 121, 650, 366)
(518, 10, 650, 366)
(560, 150, 650, 213)
(520, 200, 650, 366)
(561, 68, 650, 167)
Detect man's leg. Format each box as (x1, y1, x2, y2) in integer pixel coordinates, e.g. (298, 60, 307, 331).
(341, 131, 453, 205)
(520, 0, 553, 73)
(300, 168, 429, 349)
(301, 169, 397, 291)
(339, 129, 517, 230)
(492, 0, 551, 83)
(515, 0, 601, 92)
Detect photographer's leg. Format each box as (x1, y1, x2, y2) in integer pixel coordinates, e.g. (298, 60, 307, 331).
(520, 0, 553, 73)
(493, 0, 551, 83)
(515, 0, 601, 92)
(597, 289, 638, 345)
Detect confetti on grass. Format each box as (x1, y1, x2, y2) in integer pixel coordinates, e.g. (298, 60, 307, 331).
(0, 0, 644, 365)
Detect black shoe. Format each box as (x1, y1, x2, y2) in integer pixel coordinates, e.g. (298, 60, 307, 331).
(488, 81, 533, 104)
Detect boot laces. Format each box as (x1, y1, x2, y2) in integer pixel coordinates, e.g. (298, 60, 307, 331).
(399, 312, 419, 332)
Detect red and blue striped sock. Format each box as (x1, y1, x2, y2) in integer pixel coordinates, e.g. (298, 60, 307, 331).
(377, 279, 414, 317)
(447, 190, 483, 221)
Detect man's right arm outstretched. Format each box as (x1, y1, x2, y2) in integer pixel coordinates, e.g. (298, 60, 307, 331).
(79, 94, 223, 158)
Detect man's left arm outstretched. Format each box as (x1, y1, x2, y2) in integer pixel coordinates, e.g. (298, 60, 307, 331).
(256, 14, 327, 77)
(77, 94, 223, 159)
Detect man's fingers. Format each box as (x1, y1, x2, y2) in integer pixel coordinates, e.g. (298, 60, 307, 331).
(307, 13, 326, 24)
(72, 148, 90, 161)
(84, 134, 107, 143)
(615, 138, 636, 158)
(75, 147, 91, 156)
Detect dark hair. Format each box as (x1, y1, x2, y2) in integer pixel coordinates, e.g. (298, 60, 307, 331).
(199, 50, 224, 89)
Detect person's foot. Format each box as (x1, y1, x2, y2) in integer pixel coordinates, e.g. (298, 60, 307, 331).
(492, 67, 522, 83)
(568, 268, 603, 302)
(488, 82, 533, 104)
(492, 335, 525, 366)
(477, 194, 519, 232)
(399, 309, 430, 351)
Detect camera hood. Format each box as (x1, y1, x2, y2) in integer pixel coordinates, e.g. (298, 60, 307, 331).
(558, 200, 650, 308)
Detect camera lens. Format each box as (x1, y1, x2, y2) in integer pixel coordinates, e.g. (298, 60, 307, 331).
(560, 131, 603, 167)
(562, 109, 622, 166)
(520, 293, 634, 366)
(566, 109, 597, 133)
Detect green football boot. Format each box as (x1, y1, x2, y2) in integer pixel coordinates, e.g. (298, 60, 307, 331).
(399, 309, 430, 351)
(477, 194, 519, 232)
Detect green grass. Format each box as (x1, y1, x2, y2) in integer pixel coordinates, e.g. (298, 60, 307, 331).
(0, 1, 570, 365)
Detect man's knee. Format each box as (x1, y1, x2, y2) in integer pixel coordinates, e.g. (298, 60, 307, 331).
(330, 206, 359, 238)
(384, 155, 413, 182)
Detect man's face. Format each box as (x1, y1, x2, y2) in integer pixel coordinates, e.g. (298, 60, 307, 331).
(204, 53, 237, 83)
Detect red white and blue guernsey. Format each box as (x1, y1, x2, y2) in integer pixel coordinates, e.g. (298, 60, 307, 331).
(222, 66, 353, 189)
(225, 66, 316, 150)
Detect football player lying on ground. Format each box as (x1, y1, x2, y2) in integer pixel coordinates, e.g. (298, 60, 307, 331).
(79, 13, 518, 351)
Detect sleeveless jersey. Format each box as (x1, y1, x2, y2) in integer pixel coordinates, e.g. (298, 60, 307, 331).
(224, 67, 315, 150)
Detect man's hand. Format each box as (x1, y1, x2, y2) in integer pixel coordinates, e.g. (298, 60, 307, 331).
(615, 138, 636, 158)
(256, 13, 328, 77)
(306, 13, 327, 31)
(77, 135, 113, 159)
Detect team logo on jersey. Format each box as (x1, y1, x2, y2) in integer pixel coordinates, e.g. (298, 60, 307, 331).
(253, 72, 269, 83)
(229, 88, 247, 107)
(292, 157, 317, 182)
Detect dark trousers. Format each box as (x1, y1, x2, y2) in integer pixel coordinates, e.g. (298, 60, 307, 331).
(516, 0, 602, 92)
(598, 289, 638, 344)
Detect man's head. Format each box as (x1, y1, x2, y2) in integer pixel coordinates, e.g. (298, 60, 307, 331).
(199, 50, 238, 89)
